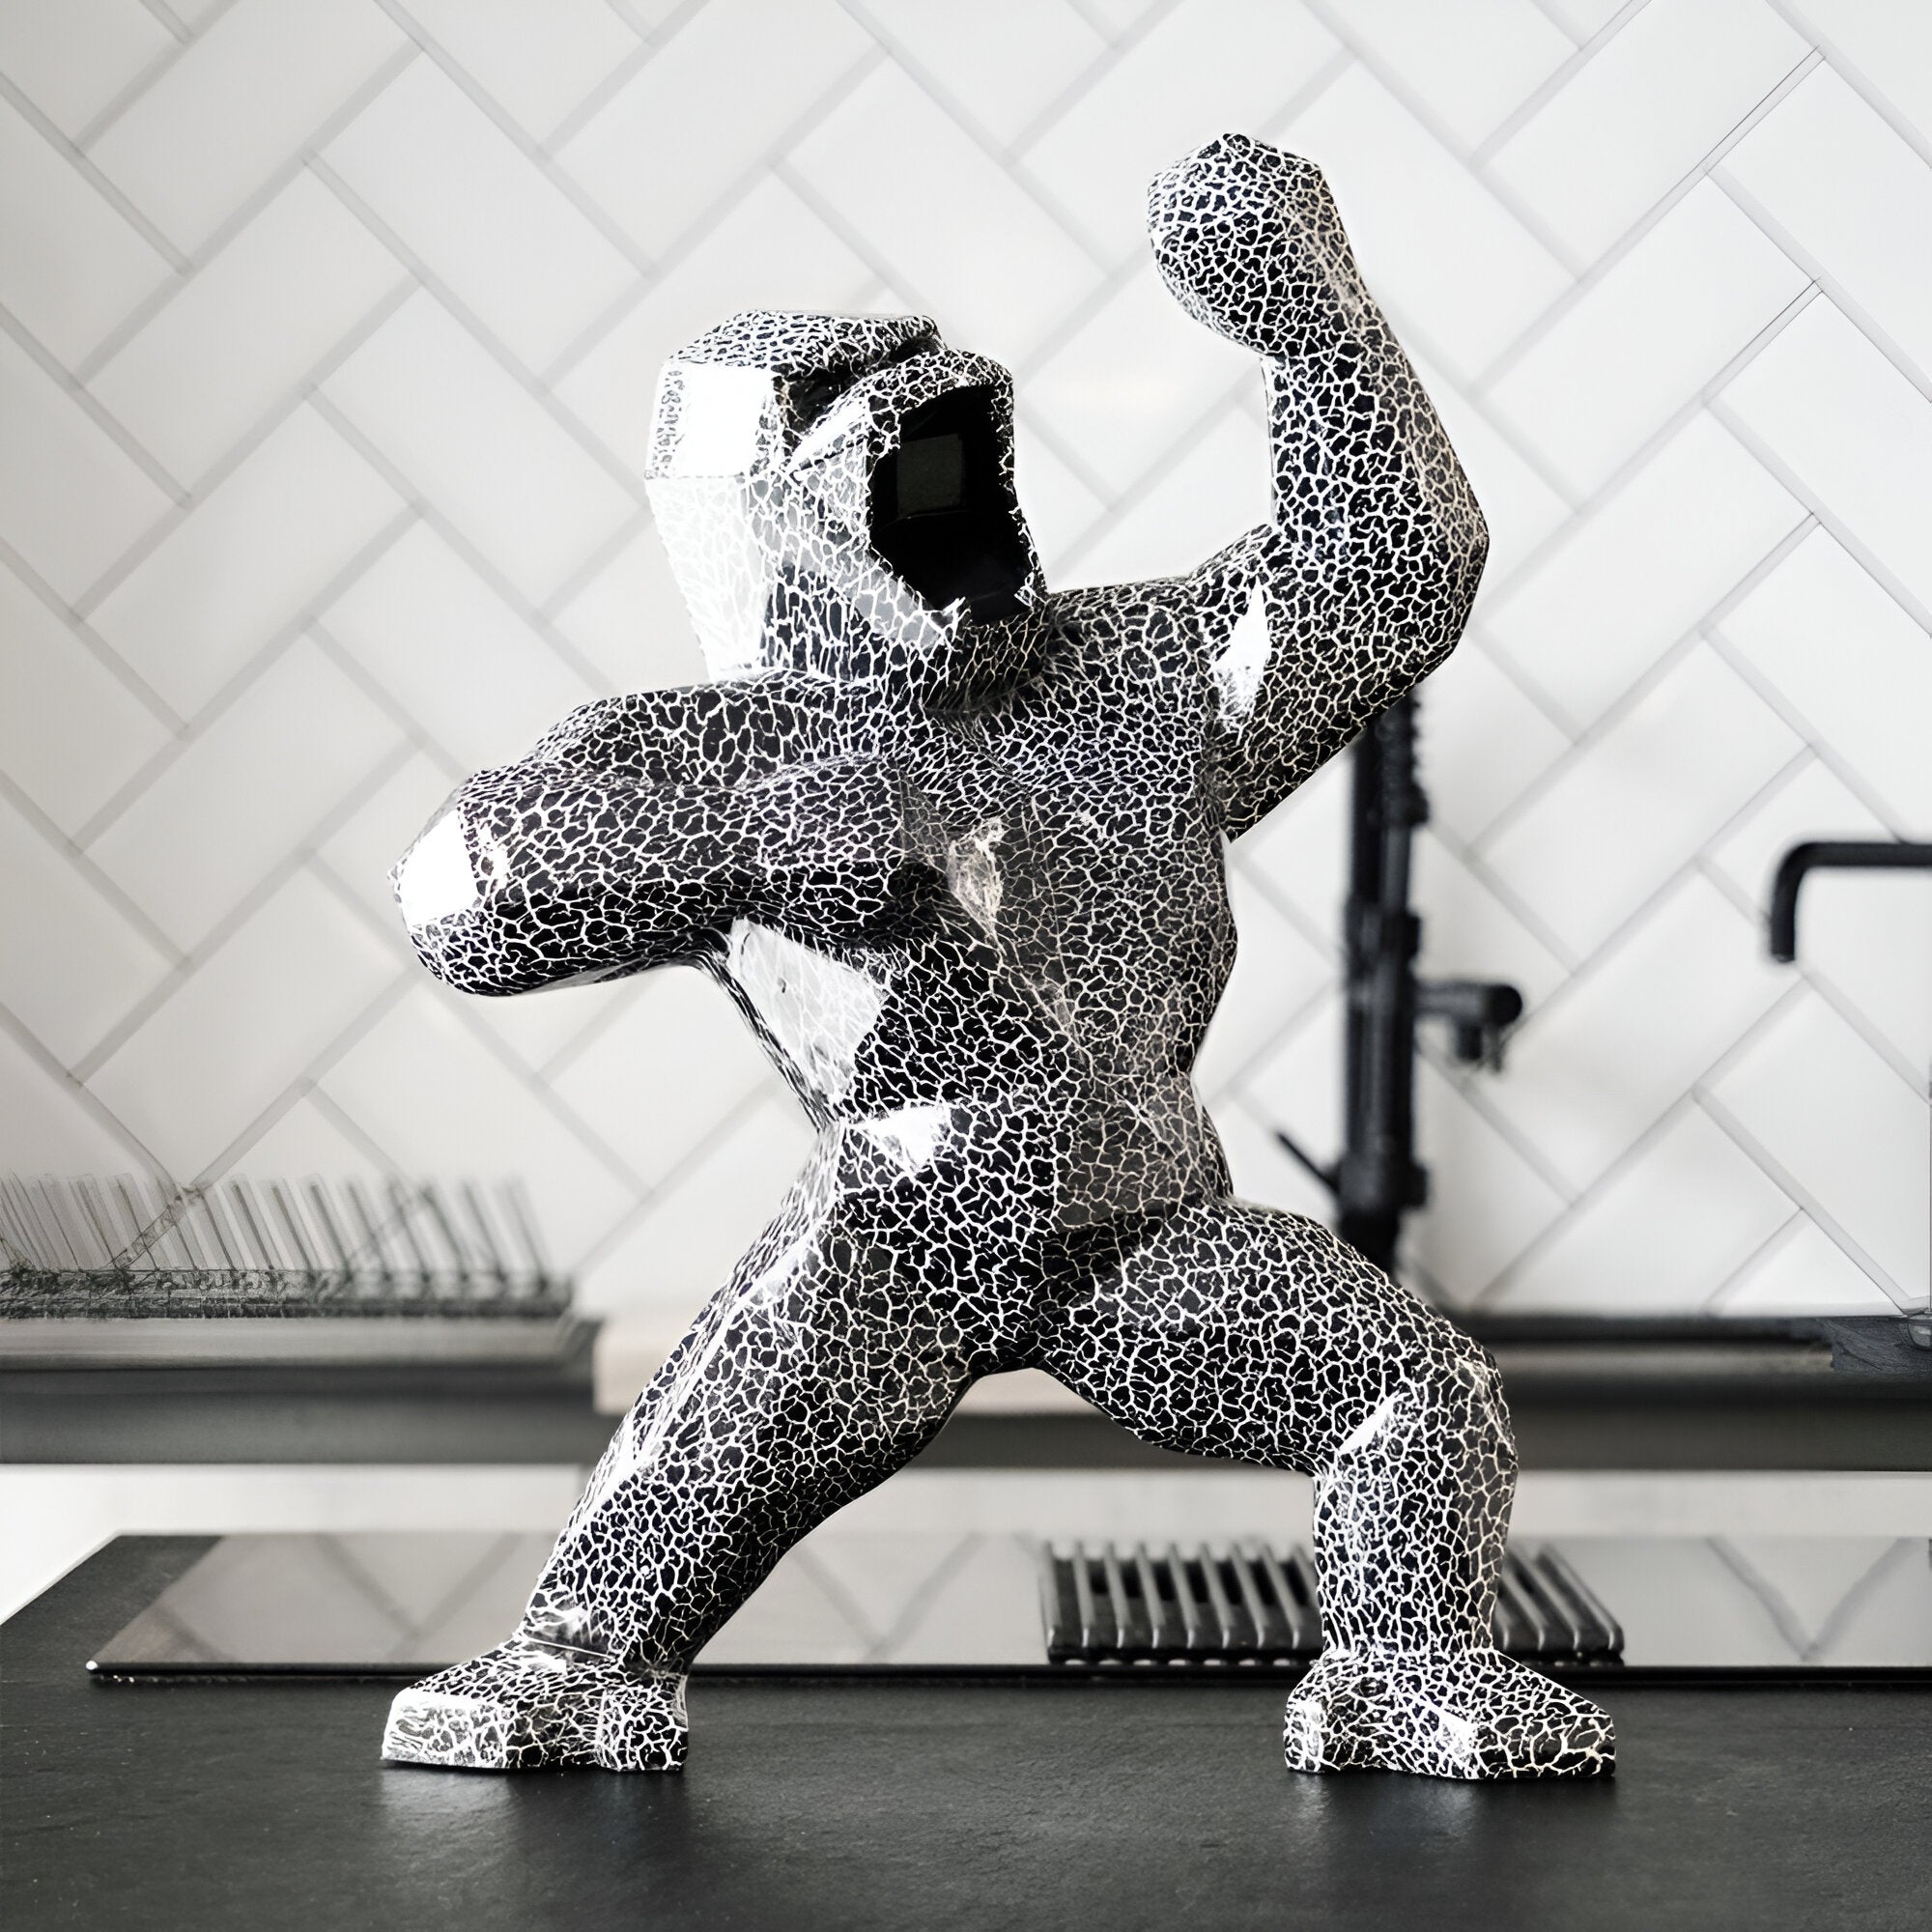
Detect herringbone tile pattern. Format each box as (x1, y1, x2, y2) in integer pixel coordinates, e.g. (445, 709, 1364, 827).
(3, 0, 1926, 1319)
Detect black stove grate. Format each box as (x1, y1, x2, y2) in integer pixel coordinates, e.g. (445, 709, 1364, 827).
(1039, 1542, 1623, 1668)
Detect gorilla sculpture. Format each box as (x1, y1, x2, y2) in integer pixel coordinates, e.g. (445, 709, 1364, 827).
(382, 134, 1615, 1781)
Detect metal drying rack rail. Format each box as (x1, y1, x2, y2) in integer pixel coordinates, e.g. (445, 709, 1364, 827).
(0, 1174, 572, 1321)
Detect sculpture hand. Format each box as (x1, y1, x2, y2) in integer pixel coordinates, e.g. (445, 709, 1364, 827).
(1148, 132, 1370, 359)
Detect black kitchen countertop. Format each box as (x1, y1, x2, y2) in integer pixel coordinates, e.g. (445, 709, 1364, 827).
(5, 1537, 1928, 1931)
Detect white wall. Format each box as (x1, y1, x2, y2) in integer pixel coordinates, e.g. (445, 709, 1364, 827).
(2, 0, 1926, 1324)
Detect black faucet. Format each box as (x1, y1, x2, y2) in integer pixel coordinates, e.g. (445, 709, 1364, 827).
(1768, 840, 1932, 962)
(1275, 692, 1522, 1273)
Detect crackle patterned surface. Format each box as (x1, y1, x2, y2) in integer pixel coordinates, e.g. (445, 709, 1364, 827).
(375, 133, 1615, 1778)
(1, 0, 1926, 1322)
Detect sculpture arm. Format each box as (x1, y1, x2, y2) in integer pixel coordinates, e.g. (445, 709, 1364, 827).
(1149, 134, 1488, 837)
(393, 739, 922, 998)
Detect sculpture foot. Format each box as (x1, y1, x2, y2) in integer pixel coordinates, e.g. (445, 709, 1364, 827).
(382, 1635, 687, 1773)
(1283, 1646, 1614, 1781)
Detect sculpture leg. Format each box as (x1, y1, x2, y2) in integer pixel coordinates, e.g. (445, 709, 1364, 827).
(1036, 1200, 1614, 1780)
(384, 1162, 983, 1772)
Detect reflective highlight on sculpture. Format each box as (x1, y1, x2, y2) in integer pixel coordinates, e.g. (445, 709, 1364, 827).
(383, 135, 1615, 1781)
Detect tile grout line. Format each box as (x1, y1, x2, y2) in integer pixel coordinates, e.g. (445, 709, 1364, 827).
(0, 67, 188, 271)
(1708, 174, 1932, 404)
(70, 277, 420, 623)
(0, 766, 185, 968)
(1706, 400, 1932, 640)
(1468, 47, 1825, 397)
(0, 1000, 172, 1178)
(1693, 1084, 1914, 1308)
(71, 0, 248, 152)
(303, 390, 636, 704)
(71, 508, 421, 851)
(0, 541, 185, 734)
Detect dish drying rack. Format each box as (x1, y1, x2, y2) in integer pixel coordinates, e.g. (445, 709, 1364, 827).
(0, 1174, 571, 1321)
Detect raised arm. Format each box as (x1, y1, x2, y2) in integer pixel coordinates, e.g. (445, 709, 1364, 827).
(392, 680, 922, 996)
(1150, 134, 1488, 837)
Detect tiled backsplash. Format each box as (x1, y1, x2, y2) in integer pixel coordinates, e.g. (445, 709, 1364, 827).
(2, 0, 1925, 1321)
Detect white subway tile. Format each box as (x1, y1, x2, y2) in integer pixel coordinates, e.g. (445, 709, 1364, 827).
(318, 985, 637, 1268)
(90, 405, 405, 714)
(1029, 262, 1253, 497)
(0, 795, 172, 1066)
(326, 58, 635, 372)
(0, 1027, 152, 1173)
(0, 0, 173, 139)
(1409, 347, 1573, 587)
(224, 1088, 395, 1183)
(1412, 828, 1570, 1011)
(87, 0, 407, 254)
(1721, 65, 1932, 378)
(553, 175, 879, 481)
(1481, 642, 1802, 959)
(1710, 757, 1931, 1071)
(1716, 529, 1932, 828)
(1406, 1060, 1569, 1303)
(1011, 423, 1109, 590)
(88, 171, 408, 486)
(323, 523, 599, 771)
(0, 563, 168, 835)
(1715, 1214, 1903, 1318)
(1487, 182, 1805, 498)
(399, 0, 642, 141)
(1411, 640, 1571, 846)
(1536, 0, 1626, 39)
(1487, 0, 1808, 264)
(0, 327, 171, 602)
(1284, 64, 1572, 383)
(1021, 0, 1339, 265)
(864, 0, 1106, 148)
(1213, 1093, 1334, 1221)
(463, 982, 620, 1080)
(1078, 0, 1170, 34)
(1484, 871, 1788, 1191)
(1194, 865, 1332, 1103)
(1796, 0, 1932, 151)
(314, 750, 455, 925)
(1720, 298, 1932, 619)
(0, 93, 172, 368)
(323, 291, 637, 605)
(88, 867, 400, 1176)
(550, 519, 705, 697)
(87, 635, 405, 952)
(1486, 1106, 1792, 1311)
(548, 967, 778, 1188)
(1705, 758, 1876, 910)
(1485, 411, 1802, 729)
(1237, 988, 1344, 1173)
(573, 1091, 811, 1315)
(1340, 0, 1576, 148)
(1238, 749, 1349, 944)
(789, 61, 1101, 369)
(557, 0, 870, 259)
(1706, 988, 1928, 1300)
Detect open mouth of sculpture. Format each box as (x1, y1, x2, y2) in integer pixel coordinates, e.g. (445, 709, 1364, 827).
(869, 385, 1032, 622)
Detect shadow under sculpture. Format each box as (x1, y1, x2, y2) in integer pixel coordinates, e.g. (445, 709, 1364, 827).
(382, 135, 1614, 1781)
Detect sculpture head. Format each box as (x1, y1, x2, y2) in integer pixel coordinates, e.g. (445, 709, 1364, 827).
(644, 311, 1047, 705)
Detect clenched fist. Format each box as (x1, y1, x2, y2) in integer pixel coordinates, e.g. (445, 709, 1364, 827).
(1148, 132, 1374, 358)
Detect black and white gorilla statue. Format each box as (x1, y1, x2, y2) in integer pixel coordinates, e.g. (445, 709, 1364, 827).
(382, 134, 1615, 1782)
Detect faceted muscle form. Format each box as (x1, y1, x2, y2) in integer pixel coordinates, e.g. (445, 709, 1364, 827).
(383, 135, 1613, 1781)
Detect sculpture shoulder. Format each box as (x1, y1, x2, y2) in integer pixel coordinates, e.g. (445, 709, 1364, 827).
(527, 670, 860, 787)
(1044, 579, 1215, 682)
(1044, 537, 1268, 694)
